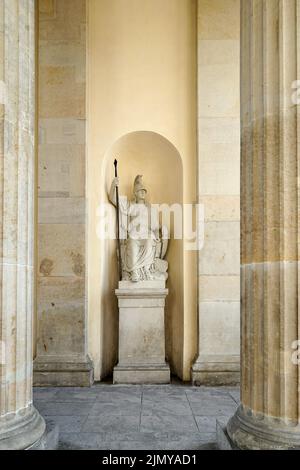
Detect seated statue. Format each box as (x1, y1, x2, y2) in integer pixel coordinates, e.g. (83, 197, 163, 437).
(109, 175, 168, 282)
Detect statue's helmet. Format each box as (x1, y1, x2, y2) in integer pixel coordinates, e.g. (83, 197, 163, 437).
(133, 175, 147, 194)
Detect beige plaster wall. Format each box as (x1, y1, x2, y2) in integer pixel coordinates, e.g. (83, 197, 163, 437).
(196, 0, 240, 378)
(87, 0, 198, 381)
(36, 0, 88, 361)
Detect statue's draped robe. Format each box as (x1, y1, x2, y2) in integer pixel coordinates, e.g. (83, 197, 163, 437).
(119, 198, 159, 275)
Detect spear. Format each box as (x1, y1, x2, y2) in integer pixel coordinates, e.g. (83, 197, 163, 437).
(114, 159, 122, 281)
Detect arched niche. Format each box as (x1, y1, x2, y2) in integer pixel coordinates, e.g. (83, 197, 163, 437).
(101, 131, 184, 377)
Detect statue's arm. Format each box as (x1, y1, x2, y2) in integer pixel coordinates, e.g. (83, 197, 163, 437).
(108, 177, 119, 207)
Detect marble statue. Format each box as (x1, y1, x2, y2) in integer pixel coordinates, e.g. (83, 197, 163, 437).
(109, 175, 169, 282)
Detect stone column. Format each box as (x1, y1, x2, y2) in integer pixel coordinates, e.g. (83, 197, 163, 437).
(227, 0, 300, 449)
(0, 0, 45, 449)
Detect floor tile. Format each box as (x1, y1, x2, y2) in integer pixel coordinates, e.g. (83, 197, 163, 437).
(82, 415, 140, 433)
(228, 389, 240, 404)
(44, 415, 87, 433)
(58, 433, 120, 450)
(34, 400, 94, 416)
(142, 397, 192, 416)
(194, 415, 228, 433)
(54, 389, 99, 401)
(33, 388, 58, 401)
(90, 401, 141, 416)
(140, 411, 199, 433)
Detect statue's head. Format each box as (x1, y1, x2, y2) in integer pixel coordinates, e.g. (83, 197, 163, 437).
(133, 175, 147, 202)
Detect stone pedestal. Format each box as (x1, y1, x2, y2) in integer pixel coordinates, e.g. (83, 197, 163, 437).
(192, 358, 240, 386)
(33, 355, 93, 387)
(113, 281, 170, 384)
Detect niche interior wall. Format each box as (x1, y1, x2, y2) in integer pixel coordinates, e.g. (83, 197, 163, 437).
(87, 0, 198, 381)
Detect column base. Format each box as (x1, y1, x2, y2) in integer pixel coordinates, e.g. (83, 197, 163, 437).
(216, 420, 237, 450)
(192, 358, 240, 386)
(28, 419, 59, 450)
(113, 363, 170, 384)
(33, 355, 94, 387)
(0, 405, 46, 450)
(227, 405, 300, 450)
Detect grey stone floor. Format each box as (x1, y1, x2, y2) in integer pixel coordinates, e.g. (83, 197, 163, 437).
(33, 383, 240, 450)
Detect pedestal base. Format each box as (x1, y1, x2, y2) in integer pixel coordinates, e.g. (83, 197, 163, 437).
(33, 355, 94, 387)
(113, 364, 170, 384)
(113, 281, 170, 385)
(0, 406, 46, 450)
(227, 405, 300, 450)
(192, 357, 240, 386)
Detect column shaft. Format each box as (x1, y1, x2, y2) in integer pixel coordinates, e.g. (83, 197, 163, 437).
(0, 0, 45, 450)
(228, 0, 300, 449)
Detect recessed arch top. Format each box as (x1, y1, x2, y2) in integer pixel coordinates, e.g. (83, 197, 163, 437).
(104, 130, 183, 205)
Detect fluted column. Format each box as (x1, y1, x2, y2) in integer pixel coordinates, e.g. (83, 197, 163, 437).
(0, 0, 45, 449)
(227, 0, 300, 449)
